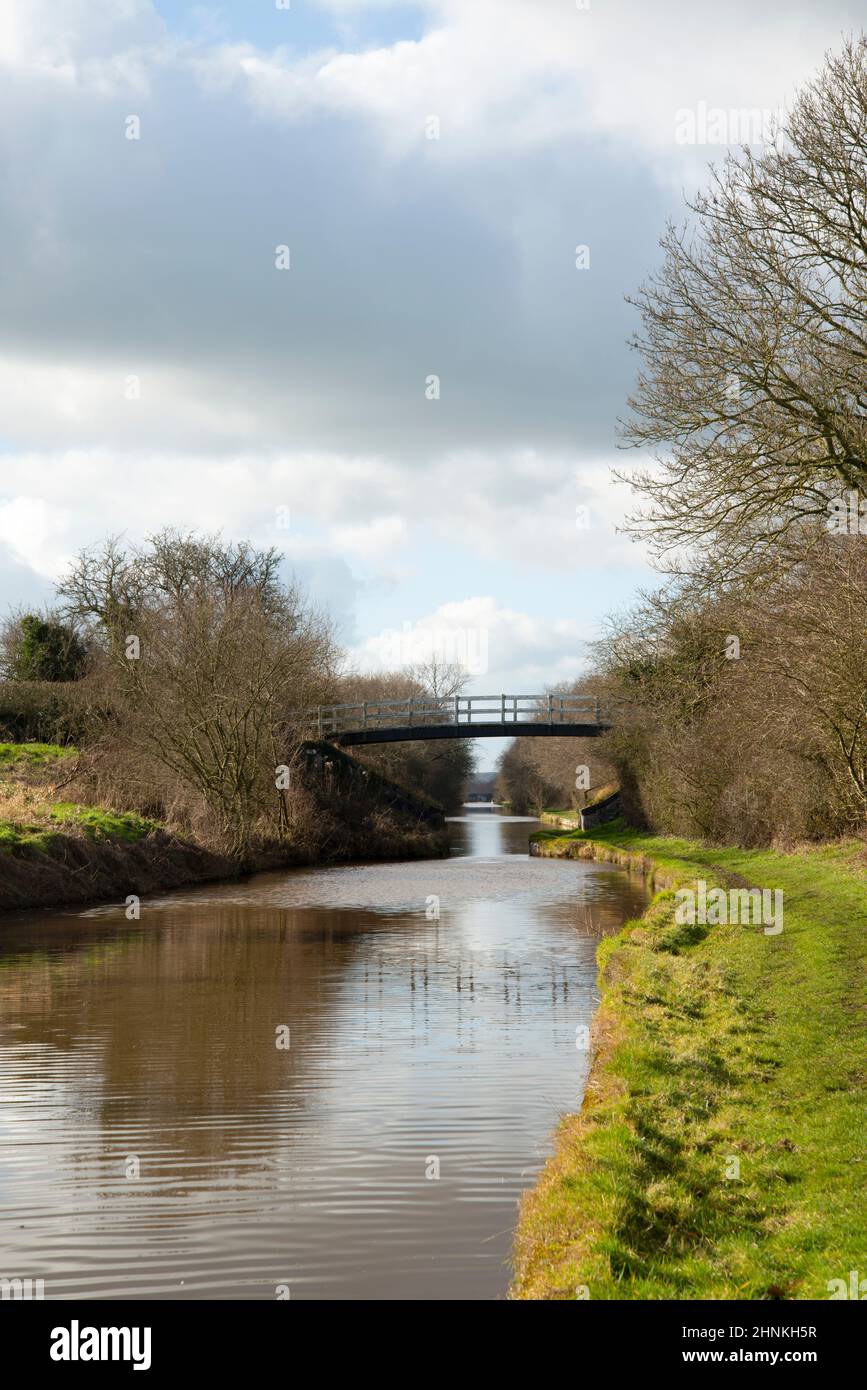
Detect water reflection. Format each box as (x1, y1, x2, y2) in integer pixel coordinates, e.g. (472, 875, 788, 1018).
(0, 813, 647, 1300)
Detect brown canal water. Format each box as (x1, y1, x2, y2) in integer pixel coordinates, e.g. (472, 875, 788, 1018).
(0, 812, 648, 1301)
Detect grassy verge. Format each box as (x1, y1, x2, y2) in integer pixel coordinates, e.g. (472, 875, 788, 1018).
(0, 743, 232, 909)
(512, 820, 866, 1300)
(0, 745, 153, 853)
(0, 804, 155, 852)
(0, 739, 449, 912)
(0, 740, 76, 767)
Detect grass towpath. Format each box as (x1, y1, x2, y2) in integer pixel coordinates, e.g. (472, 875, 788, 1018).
(512, 822, 866, 1300)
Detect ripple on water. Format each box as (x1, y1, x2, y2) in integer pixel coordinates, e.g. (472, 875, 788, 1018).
(0, 813, 648, 1299)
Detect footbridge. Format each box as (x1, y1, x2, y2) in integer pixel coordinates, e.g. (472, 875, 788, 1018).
(305, 694, 615, 747)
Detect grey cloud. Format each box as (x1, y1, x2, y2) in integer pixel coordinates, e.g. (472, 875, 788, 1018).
(0, 540, 54, 614)
(0, 56, 668, 463)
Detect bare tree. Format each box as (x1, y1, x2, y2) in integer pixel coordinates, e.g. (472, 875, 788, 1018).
(407, 654, 469, 702)
(620, 36, 867, 583)
(592, 533, 867, 842)
(57, 532, 338, 859)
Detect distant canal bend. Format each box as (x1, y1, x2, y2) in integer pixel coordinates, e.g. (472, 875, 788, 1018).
(0, 812, 648, 1301)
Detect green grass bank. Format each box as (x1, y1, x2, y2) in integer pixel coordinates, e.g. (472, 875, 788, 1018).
(0, 742, 448, 913)
(511, 821, 866, 1300)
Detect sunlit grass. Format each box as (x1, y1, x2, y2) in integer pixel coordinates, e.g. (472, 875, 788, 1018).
(49, 803, 156, 842)
(0, 743, 155, 851)
(512, 821, 867, 1300)
(0, 741, 76, 768)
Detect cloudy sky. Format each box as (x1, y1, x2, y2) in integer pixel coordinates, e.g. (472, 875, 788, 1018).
(1, 0, 863, 761)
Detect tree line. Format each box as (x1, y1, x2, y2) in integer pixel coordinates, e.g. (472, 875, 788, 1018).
(0, 532, 472, 861)
(499, 37, 867, 844)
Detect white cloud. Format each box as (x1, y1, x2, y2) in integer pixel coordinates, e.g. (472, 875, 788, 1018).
(349, 595, 592, 687)
(1, 0, 858, 164)
(0, 446, 641, 581)
(0, 496, 74, 579)
(200, 0, 859, 169)
(0, 0, 165, 82)
(330, 514, 408, 557)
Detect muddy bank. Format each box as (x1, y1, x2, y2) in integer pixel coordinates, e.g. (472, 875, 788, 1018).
(0, 818, 449, 914)
(531, 823, 678, 889)
(0, 735, 450, 914)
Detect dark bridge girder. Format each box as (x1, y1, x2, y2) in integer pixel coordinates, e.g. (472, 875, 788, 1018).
(335, 721, 611, 747)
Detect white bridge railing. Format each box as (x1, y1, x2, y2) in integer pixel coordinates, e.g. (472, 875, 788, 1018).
(305, 694, 613, 739)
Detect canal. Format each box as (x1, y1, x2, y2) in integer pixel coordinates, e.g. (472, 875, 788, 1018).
(0, 812, 647, 1300)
